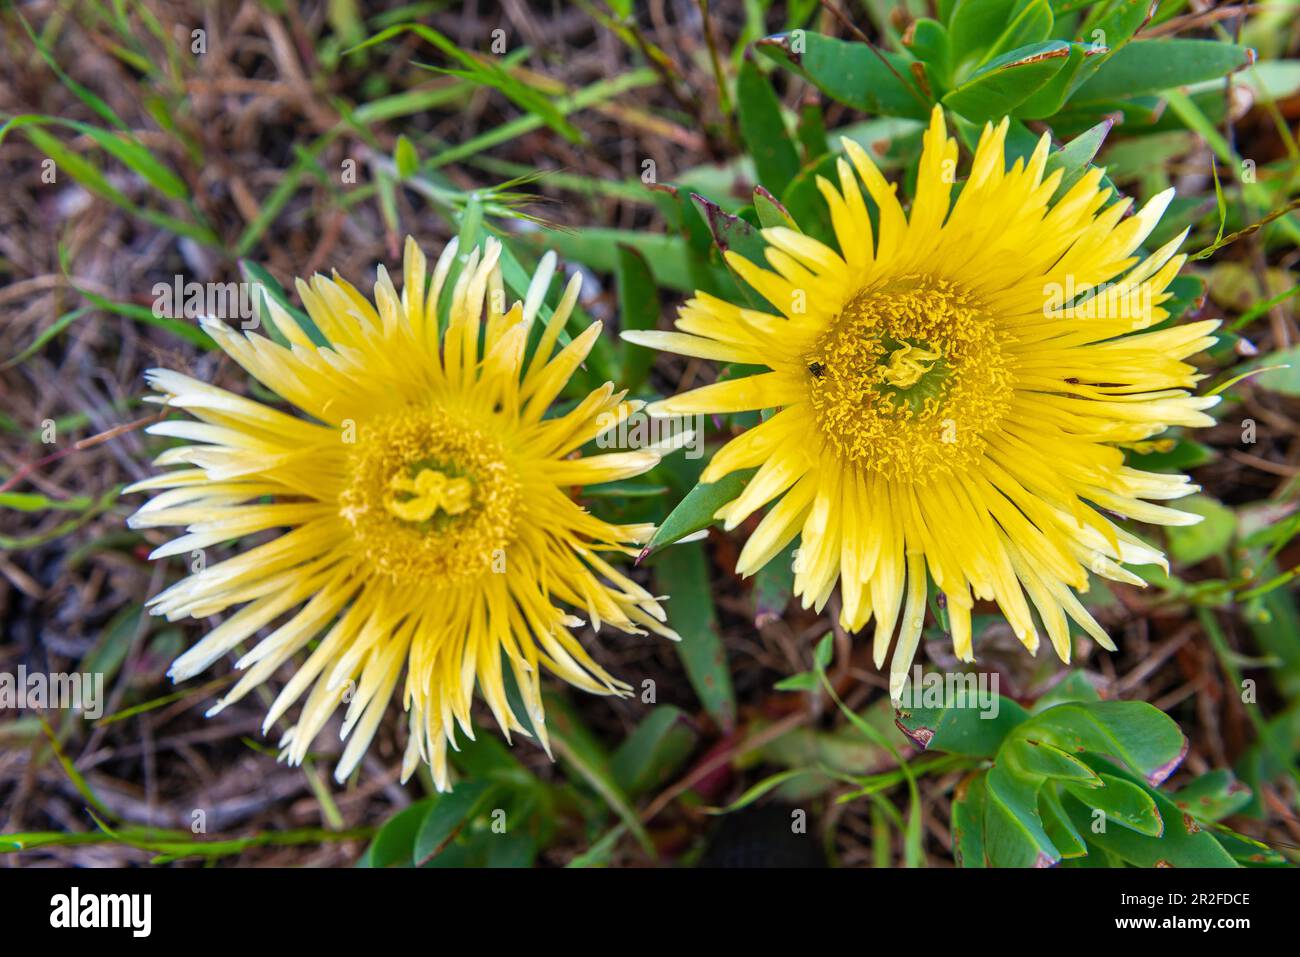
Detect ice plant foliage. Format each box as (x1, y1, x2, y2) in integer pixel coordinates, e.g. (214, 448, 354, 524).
(127, 238, 680, 788)
(627, 107, 1219, 699)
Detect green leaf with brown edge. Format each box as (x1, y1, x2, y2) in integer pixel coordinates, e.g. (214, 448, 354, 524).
(653, 540, 737, 731)
(1015, 43, 1108, 119)
(1064, 759, 1237, 867)
(895, 686, 1029, 756)
(1007, 737, 1103, 785)
(1022, 701, 1189, 787)
(946, 0, 1054, 82)
(752, 186, 798, 231)
(1038, 787, 1088, 859)
(943, 41, 1072, 121)
(756, 31, 929, 120)
(689, 193, 769, 311)
(984, 762, 1060, 867)
(1171, 770, 1253, 823)
(1065, 772, 1163, 836)
(1069, 39, 1256, 103)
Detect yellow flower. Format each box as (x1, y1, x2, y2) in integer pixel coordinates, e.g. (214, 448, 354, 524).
(127, 237, 680, 788)
(626, 107, 1218, 699)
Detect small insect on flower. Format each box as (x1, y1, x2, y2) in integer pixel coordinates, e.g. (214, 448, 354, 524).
(127, 238, 683, 789)
(625, 106, 1220, 700)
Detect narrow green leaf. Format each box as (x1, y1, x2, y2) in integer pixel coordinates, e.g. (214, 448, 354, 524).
(610, 706, 697, 796)
(544, 692, 654, 856)
(642, 468, 755, 556)
(653, 542, 736, 730)
(736, 58, 801, 196)
(614, 244, 660, 391)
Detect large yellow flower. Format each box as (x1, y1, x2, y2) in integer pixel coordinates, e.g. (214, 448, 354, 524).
(127, 238, 679, 788)
(627, 107, 1218, 699)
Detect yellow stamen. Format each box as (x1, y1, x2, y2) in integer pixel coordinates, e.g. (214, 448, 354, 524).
(340, 407, 520, 583)
(384, 468, 473, 521)
(805, 275, 1014, 482)
(880, 342, 941, 389)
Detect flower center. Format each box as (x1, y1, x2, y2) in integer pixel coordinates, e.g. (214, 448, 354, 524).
(339, 408, 520, 584)
(805, 275, 1013, 482)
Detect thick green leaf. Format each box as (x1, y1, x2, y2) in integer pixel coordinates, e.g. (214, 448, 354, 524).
(984, 763, 1059, 867)
(1207, 826, 1289, 867)
(413, 781, 500, 865)
(1065, 772, 1163, 836)
(1042, 117, 1112, 200)
(906, 18, 953, 95)
(1007, 738, 1102, 784)
(943, 41, 1071, 121)
(1171, 770, 1253, 823)
(1032, 671, 1103, 710)
(1166, 494, 1235, 566)
(951, 770, 988, 867)
(360, 799, 435, 868)
(752, 186, 798, 231)
(737, 58, 801, 196)
(614, 244, 660, 391)
(947, 0, 1054, 82)
(1016, 43, 1107, 118)
(1126, 438, 1216, 474)
(525, 228, 699, 294)
(653, 541, 737, 730)
(1070, 39, 1255, 103)
(1064, 762, 1237, 867)
(1038, 787, 1088, 859)
(779, 151, 840, 247)
(642, 468, 755, 556)
(757, 32, 928, 120)
(610, 706, 697, 796)
(690, 193, 768, 311)
(895, 690, 1029, 757)
(1026, 701, 1188, 786)
(1249, 343, 1300, 396)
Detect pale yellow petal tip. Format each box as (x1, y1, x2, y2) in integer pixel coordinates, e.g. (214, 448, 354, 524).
(620, 329, 655, 346)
